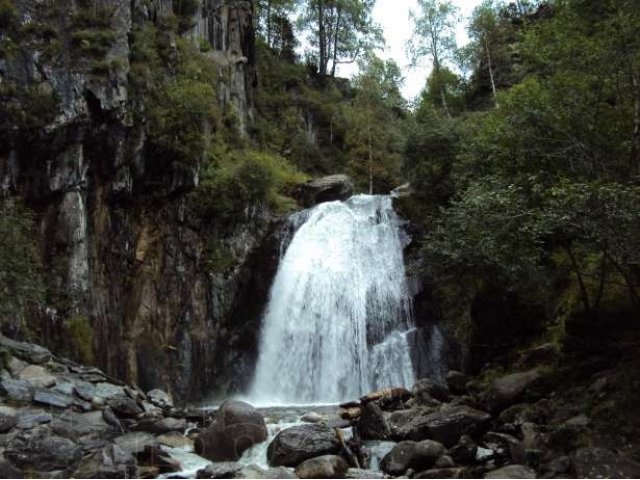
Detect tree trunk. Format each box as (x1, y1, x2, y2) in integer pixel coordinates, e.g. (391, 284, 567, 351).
(266, 0, 272, 48)
(367, 99, 373, 195)
(330, 8, 341, 77)
(566, 246, 591, 312)
(631, 70, 640, 169)
(485, 34, 499, 108)
(318, 0, 327, 76)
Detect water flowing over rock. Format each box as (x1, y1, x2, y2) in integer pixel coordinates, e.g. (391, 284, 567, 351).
(250, 195, 418, 404)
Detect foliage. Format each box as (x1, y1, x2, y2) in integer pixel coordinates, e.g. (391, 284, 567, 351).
(61, 315, 95, 364)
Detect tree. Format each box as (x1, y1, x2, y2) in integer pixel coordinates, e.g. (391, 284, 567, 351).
(408, 0, 459, 114)
(469, 1, 500, 107)
(299, 0, 381, 77)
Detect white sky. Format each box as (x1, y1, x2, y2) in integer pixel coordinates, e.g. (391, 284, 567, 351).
(337, 0, 482, 101)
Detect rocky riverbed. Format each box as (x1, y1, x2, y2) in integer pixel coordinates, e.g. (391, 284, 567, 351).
(1, 333, 640, 478)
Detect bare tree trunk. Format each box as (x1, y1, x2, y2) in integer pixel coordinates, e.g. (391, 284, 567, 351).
(330, 8, 341, 77)
(318, 0, 327, 75)
(266, 0, 272, 48)
(485, 35, 499, 108)
(367, 99, 373, 195)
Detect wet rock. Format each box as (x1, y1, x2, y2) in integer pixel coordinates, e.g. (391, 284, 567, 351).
(0, 378, 34, 403)
(114, 432, 158, 456)
(341, 407, 362, 421)
(0, 407, 18, 433)
(483, 369, 542, 413)
(446, 371, 468, 395)
(33, 388, 76, 409)
(302, 174, 354, 206)
(412, 378, 450, 404)
(17, 365, 56, 388)
(73, 443, 137, 478)
(361, 387, 411, 407)
(135, 416, 187, 434)
(448, 435, 477, 464)
(5, 427, 81, 472)
(415, 467, 469, 479)
(147, 388, 174, 410)
(267, 423, 341, 467)
(572, 447, 640, 478)
(16, 409, 52, 429)
(485, 464, 536, 478)
(381, 440, 446, 475)
(0, 336, 52, 364)
(236, 465, 298, 479)
(196, 461, 243, 479)
(157, 432, 194, 450)
(195, 400, 267, 462)
(358, 402, 391, 440)
(107, 394, 143, 418)
(295, 454, 349, 478)
(301, 412, 325, 423)
(345, 468, 387, 479)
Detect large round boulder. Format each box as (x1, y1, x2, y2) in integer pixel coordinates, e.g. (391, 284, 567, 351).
(195, 400, 267, 461)
(267, 424, 341, 467)
(295, 454, 349, 479)
(381, 440, 446, 475)
(482, 369, 542, 413)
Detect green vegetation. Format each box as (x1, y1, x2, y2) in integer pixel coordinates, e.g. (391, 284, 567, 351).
(61, 315, 95, 364)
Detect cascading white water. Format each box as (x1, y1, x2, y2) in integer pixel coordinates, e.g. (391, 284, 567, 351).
(249, 194, 416, 404)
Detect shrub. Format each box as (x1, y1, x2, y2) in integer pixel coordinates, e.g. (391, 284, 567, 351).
(62, 315, 95, 364)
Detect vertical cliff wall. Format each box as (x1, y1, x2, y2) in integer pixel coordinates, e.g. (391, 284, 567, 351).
(0, 0, 275, 402)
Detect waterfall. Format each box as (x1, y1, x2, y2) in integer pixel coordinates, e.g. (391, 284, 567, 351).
(249, 194, 416, 404)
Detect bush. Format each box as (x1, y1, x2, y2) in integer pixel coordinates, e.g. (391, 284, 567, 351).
(71, 29, 117, 57)
(62, 315, 94, 364)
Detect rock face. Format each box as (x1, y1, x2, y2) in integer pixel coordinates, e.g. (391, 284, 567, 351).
(300, 174, 355, 206)
(195, 400, 267, 461)
(0, 0, 280, 402)
(267, 424, 341, 467)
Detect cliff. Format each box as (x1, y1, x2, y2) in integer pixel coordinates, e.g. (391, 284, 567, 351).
(0, 0, 275, 402)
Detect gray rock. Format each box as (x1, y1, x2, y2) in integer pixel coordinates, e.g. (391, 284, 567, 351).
(267, 423, 341, 467)
(412, 378, 450, 404)
(345, 468, 387, 479)
(33, 388, 76, 409)
(16, 409, 53, 429)
(73, 380, 96, 401)
(485, 464, 536, 478)
(236, 465, 298, 479)
(147, 388, 174, 409)
(301, 412, 325, 423)
(134, 416, 187, 434)
(481, 432, 520, 463)
(0, 336, 52, 364)
(415, 468, 469, 479)
(114, 431, 158, 456)
(94, 383, 125, 401)
(51, 410, 114, 440)
(435, 455, 455, 468)
(295, 454, 349, 479)
(158, 431, 194, 449)
(0, 378, 34, 403)
(483, 369, 542, 413)
(196, 461, 243, 479)
(53, 378, 77, 396)
(302, 174, 354, 206)
(5, 427, 81, 472)
(195, 400, 267, 462)
(17, 365, 56, 389)
(107, 394, 143, 418)
(358, 402, 391, 440)
(572, 447, 640, 478)
(0, 407, 18, 433)
(381, 440, 446, 475)
(72, 443, 137, 478)
(446, 371, 469, 395)
(7, 356, 28, 376)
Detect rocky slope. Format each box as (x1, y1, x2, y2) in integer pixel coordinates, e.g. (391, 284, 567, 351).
(0, 0, 275, 401)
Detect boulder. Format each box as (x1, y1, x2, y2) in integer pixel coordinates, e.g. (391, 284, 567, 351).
(485, 464, 536, 478)
(392, 405, 491, 447)
(195, 400, 267, 462)
(481, 432, 520, 463)
(114, 431, 158, 456)
(16, 408, 52, 429)
(0, 407, 18, 433)
(412, 379, 450, 404)
(358, 402, 391, 440)
(448, 435, 477, 464)
(33, 388, 78, 409)
(107, 394, 143, 418)
(301, 174, 354, 206)
(381, 440, 446, 475)
(483, 369, 542, 413)
(157, 432, 194, 450)
(135, 416, 187, 434)
(446, 372, 468, 395)
(415, 468, 469, 479)
(236, 465, 298, 479)
(547, 414, 590, 452)
(196, 462, 243, 479)
(147, 388, 174, 410)
(73, 443, 137, 478)
(295, 454, 349, 479)
(301, 412, 325, 423)
(435, 455, 455, 468)
(0, 378, 33, 403)
(17, 365, 56, 388)
(540, 455, 571, 477)
(0, 336, 52, 364)
(361, 387, 411, 406)
(94, 382, 126, 401)
(345, 468, 387, 479)
(267, 423, 341, 467)
(572, 447, 640, 478)
(5, 427, 81, 472)
(52, 410, 114, 440)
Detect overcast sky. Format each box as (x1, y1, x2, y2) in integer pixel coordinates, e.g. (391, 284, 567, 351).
(337, 0, 482, 101)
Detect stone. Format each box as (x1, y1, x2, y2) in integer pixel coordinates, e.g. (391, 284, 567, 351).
(33, 388, 76, 409)
(195, 400, 267, 462)
(295, 454, 349, 479)
(73, 443, 137, 478)
(415, 468, 469, 479)
(483, 369, 542, 413)
(485, 464, 536, 478)
(393, 405, 491, 447)
(302, 174, 354, 206)
(236, 465, 298, 479)
(0, 407, 18, 433)
(446, 371, 469, 395)
(547, 414, 590, 453)
(147, 388, 174, 409)
(51, 410, 114, 440)
(196, 461, 243, 479)
(53, 378, 77, 396)
(412, 378, 450, 404)
(7, 356, 27, 376)
(448, 435, 477, 464)
(94, 383, 126, 401)
(5, 427, 81, 472)
(267, 423, 341, 467)
(435, 455, 455, 468)
(73, 380, 96, 401)
(114, 431, 158, 456)
(358, 402, 391, 440)
(157, 432, 194, 450)
(540, 455, 571, 477)
(572, 447, 640, 478)
(16, 409, 52, 429)
(0, 336, 52, 364)
(107, 394, 143, 418)
(17, 365, 56, 389)
(301, 412, 325, 423)
(345, 468, 387, 479)
(361, 387, 411, 406)
(481, 432, 520, 463)
(381, 440, 446, 475)
(0, 378, 33, 403)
